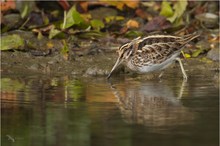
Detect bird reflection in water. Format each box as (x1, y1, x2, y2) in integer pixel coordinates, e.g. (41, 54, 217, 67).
(109, 79, 195, 133)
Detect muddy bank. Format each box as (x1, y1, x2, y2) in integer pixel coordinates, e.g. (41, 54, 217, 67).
(1, 50, 219, 82)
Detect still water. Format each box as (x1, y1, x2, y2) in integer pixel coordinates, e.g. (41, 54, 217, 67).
(1, 73, 219, 146)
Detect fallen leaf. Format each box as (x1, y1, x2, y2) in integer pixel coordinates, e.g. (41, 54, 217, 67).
(181, 51, 191, 58)
(20, 3, 29, 18)
(80, 13, 92, 22)
(49, 26, 62, 39)
(61, 40, 69, 60)
(126, 19, 139, 29)
(91, 19, 104, 30)
(79, 2, 88, 12)
(125, 30, 143, 38)
(141, 1, 160, 11)
(184, 53, 191, 58)
(18, 2, 36, 19)
(160, 1, 173, 17)
(135, 8, 153, 20)
(98, 1, 139, 10)
(141, 2, 155, 7)
(76, 30, 105, 39)
(1, 34, 24, 50)
(120, 27, 128, 34)
(61, 6, 85, 29)
(142, 16, 171, 32)
(57, 0, 70, 10)
(100, 1, 124, 10)
(0, 0, 16, 12)
(192, 49, 203, 57)
(105, 16, 124, 23)
(37, 31, 43, 40)
(47, 41, 54, 49)
(124, 1, 139, 9)
(167, 0, 188, 23)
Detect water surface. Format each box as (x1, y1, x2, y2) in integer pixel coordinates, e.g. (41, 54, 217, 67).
(1, 73, 219, 146)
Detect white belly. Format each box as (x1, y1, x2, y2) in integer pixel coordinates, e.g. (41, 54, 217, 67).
(127, 54, 179, 73)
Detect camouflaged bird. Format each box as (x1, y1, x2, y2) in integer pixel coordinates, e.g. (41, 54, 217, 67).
(107, 33, 199, 80)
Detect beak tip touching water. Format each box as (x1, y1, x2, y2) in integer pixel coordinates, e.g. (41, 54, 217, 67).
(107, 57, 123, 80)
(107, 73, 111, 79)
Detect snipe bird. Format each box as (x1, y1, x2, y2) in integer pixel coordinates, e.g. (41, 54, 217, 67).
(107, 33, 199, 80)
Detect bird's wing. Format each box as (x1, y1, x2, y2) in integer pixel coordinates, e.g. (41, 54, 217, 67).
(131, 34, 199, 66)
(133, 42, 181, 66)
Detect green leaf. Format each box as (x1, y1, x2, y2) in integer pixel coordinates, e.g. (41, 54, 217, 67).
(18, 2, 34, 19)
(21, 4, 29, 18)
(49, 26, 62, 39)
(192, 49, 203, 58)
(77, 30, 105, 39)
(61, 40, 69, 60)
(61, 40, 69, 54)
(1, 34, 24, 50)
(105, 16, 124, 23)
(37, 31, 43, 40)
(125, 31, 143, 38)
(90, 19, 104, 30)
(61, 6, 85, 29)
(167, 0, 188, 23)
(160, 1, 174, 17)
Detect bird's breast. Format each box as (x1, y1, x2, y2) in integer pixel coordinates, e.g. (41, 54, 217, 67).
(125, 53, 180, 73)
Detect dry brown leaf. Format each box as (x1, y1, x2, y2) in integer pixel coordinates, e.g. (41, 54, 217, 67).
(142, 16, 171, 32)
(79, 2, 88, 12)
(111, 2, 124, 10)
(135, 8, 153, 21)
(1, 0, 16, 12)
(98, 1, 138, 10)
(124, 1, 139, 9)
(126, 19, 139, 29)
(120, 27, 128, 34)
(57, 0, 70, 10)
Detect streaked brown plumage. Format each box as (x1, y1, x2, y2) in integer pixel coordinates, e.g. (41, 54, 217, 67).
(107, 33, 199, 80)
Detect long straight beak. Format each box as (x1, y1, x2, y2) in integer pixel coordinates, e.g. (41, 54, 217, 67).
(107, 56, 123, 79)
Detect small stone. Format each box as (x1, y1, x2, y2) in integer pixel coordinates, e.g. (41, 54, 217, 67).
(84, 67, 108, 77)
(29, 64, 39, 71)
(207, 47, 219, 61)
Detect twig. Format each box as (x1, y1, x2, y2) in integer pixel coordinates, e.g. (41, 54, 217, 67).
(6, 135, 15, 142)
(62, 11, 67, 30)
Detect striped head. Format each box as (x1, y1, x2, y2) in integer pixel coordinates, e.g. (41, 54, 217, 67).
(107, 37, 142, 79)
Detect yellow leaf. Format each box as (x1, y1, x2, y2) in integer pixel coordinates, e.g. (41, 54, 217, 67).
(115, 2, 125, 10)
(47, 42, 54, 49)
(160, 1, 174, 17)
(124, 1, 139, 9)
(126, 19, 139, 29)
(105, 16, 124, 23)
(184, 53, 191, 58)
(81, 14, 92, 22)
(181, 51, 191, 58)
(99, 1, 123, 10)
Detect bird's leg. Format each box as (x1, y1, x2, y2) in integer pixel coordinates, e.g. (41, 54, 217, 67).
(158, 71, 164, 79)
(177, 80, 187, 99)
(175, 58, 188, 80)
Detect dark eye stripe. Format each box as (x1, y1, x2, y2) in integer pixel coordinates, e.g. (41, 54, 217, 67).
(119, 43, 130, 51)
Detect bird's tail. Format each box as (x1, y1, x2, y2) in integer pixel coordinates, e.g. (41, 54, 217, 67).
(180, 32, 200, 45)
